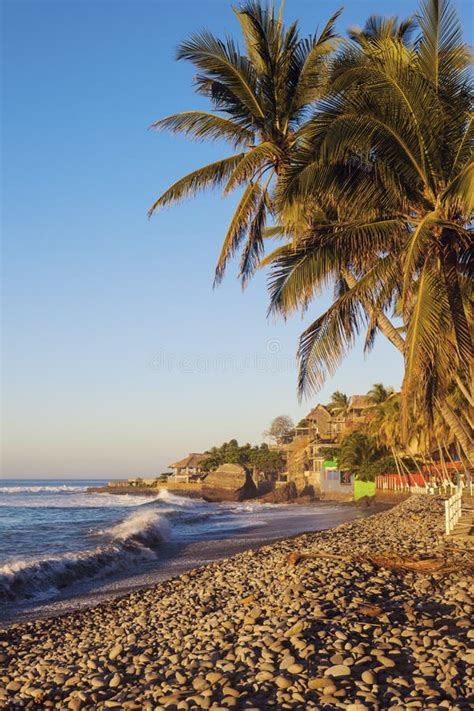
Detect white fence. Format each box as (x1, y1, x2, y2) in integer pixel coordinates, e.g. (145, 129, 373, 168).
(445, 486, 463, 535)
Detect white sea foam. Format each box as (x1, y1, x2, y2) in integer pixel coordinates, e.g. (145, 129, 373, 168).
(0, 486, 281, 605)
(102, 508, 171, 545)
(0, 485, 85, 494)
(0, 490, 160, 509)
(0, 508, 169, 602)
(155, 489, 196, 506)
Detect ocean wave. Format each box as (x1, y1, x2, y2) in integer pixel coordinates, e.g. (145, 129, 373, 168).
(0, 509, 169, 602)
(155, 489, 197, 506)
(0, 485, 86, 494)
(101, 508, 171, 545)
(0, 491, 162, 509)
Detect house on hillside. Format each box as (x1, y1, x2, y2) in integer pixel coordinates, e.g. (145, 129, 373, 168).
(305, 395, 372, 439)
(168, 453, 206, 482)
(348, 395, 372, 420)
(346, 395, 373, 427)
(274, 394, 376, 490)
(306, 404, 333, 437)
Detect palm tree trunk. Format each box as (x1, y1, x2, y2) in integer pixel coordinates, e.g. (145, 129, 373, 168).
(343, 269, 474, 467)
(342, 270, 405, 351)
(438, 402, 474, 468)
(455, 376, 474, 408)
(441, 233, 473, 374)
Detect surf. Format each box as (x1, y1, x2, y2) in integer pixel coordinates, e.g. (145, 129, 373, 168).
(0, 507, 170, 602)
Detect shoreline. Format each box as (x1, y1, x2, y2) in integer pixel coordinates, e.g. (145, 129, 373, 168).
(87, 485, 204, 499)
(0, 501, 388, 628)
(87, 484, 410, 507)
(2, 496, 472, 709)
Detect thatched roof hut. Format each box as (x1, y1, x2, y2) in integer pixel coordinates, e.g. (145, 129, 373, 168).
(349, 395, 372, 412)
(168, 453, 206, 471)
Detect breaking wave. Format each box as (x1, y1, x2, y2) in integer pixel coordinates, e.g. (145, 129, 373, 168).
(0, 485, 85, 494)
(0, 488, 272, 605)
(0, 508, 169, 602)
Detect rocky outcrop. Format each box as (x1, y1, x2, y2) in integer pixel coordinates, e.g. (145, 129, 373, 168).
(201, 464, 257, 502)
(258, 481, 298, 503)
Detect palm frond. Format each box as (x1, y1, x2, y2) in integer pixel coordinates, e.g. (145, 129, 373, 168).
(297, 291, 364, 398)
(297, 259, 401, 397)
(177, 31, 265, 118)
(441, 247, 474, 371)
(402, 261, 452, 422)
(233, 2, 271, 74)
(150, 112, 254, 147)
(290, 9, 342, 112)
(267, 241, 338, 317)
(441, 160, 474, 213)
(224, 143, 278, 193)
(416, 0, 465, 88)
(267, 218, 403, 317)
(214, 181, 262, 285)
(402, 211, 439, 303)
(239, 191, 268, 285)
(148, 154, 244, 214)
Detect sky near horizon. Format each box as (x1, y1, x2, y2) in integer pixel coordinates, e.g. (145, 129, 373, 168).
(2, 0, 472, 479)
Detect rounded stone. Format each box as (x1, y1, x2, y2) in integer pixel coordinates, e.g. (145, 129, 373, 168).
(325, 664, 351, 678)
(361, 670, 375, 685)
(109, 644, 123, 661)
(287, 663, 304, 674)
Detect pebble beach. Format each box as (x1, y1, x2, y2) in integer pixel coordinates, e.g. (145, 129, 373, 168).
(1, 496, 473, 710)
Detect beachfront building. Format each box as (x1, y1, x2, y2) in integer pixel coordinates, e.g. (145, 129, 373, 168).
(278, 395, 372, 451)
(273, 394, 376, 493)
(307, 404, 347, 439)
(306, 458, 354, 496)
(346, 395, 372, 427)
(168, 453, 207, 482)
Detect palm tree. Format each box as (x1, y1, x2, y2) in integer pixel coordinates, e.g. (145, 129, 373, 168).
(267, 0, 473, 463)
(367, 383, 394, 405)
(149, 1, 341, 285)
(327, 390, 349, 415)
(369, 394, 402, 449)
(338, 431, 380, 479)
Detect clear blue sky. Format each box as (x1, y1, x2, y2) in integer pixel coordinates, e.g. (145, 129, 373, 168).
(2, 0, 472, 478)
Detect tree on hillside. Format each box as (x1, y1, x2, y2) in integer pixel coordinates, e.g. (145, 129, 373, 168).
(149, 1, 341, 285)
(248, 444, 286, 475)
(264, 415, 294, 442)
(318, 445, 340, 461)
(200, 440, 285, 475)
(201, 440, 251, 471)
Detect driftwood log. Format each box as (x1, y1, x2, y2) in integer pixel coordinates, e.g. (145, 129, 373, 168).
(287, 551, 474, 575)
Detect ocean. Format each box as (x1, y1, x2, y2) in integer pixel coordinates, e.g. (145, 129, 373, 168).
(0, 479, 370, 625)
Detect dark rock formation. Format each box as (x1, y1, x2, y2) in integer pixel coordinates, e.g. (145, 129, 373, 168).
(201, 464, 257, 502)
(258, 481, 298, 503)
